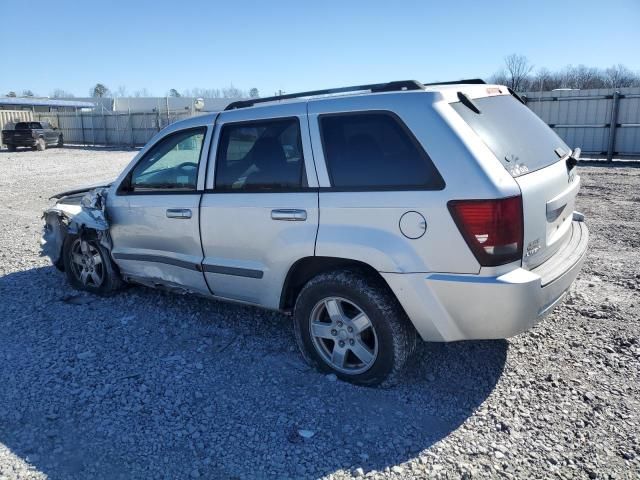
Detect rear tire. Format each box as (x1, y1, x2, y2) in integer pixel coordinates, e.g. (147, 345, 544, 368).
(293, 270, 417, 387)
(35, 137, 46, 151)
(7, 144, 16, 152)
(62, 233, 123, 295)
(57, 135, 64, 148)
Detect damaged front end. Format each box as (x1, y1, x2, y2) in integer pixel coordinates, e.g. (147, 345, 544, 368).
(41, 187, 112, 269)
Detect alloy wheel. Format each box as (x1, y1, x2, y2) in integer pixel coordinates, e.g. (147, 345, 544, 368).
(69, 239, 105, 287)
(309, 297, 378, 375)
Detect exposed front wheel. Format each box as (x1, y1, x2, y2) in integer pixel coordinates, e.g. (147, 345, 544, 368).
(62, 234, 123, 295)
(293, 270, 417, 386)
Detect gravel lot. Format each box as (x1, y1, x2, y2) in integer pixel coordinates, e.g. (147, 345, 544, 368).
(0, 147, 638, 479)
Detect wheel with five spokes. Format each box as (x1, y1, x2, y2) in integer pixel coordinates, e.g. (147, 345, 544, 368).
(293, 270, 417, 386)
(62, 233, 123, 295)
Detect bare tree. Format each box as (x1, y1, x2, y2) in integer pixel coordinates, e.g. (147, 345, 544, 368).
(249, 87, 260, 98)
(182, 87, 222, 98)
(133, 88, 151, 98)
(7, 91, 16, 97)
(566, 65, 605, 89)
(113, 85, 128, 98)
(168, 88, 181, 97)
(504, 54, 534, 91)
(22, 90, 35, 97)
(222, 84, 245, 98)
(605, 64, 638, 88)
(532, 68, 562, 92)
(488, 69, 509, 86)
(488, 56, 640, 92)
(91, 83, 109, 98)
(51, 89, 75, 98)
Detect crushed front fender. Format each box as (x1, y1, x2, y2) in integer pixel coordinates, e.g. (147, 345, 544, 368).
(40, 187, 112, 267)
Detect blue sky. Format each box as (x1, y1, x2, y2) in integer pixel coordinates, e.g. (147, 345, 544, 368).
(3, 0, 639, 97)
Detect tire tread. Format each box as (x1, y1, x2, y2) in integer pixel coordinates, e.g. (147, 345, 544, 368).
(293, 269, 417, 387)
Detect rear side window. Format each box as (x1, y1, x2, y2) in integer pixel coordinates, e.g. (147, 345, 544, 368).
(320, 112, 444, 189)
(215, 118, 306, 191)
(451, 94, 570, 176)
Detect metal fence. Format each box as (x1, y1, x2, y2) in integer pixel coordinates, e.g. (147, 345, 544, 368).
(17, 87, 639, 161)
(32, 111, 196, 147)
(522, 87, 640, 160)
(0, 110, 34, 138)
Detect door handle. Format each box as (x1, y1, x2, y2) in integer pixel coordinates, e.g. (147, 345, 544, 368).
(166, 208, 192, 219)
(271, 209, 307, 221)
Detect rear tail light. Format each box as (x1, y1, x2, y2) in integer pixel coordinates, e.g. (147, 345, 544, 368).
(448, 196, 523, 267)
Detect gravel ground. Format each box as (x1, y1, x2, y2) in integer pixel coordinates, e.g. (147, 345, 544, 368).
(0, 147, 638, 480)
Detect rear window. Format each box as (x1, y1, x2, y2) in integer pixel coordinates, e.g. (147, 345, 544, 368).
(320, 112, 444, 189)
(15, 122, 42, 130)
(451, 95, 570, 176)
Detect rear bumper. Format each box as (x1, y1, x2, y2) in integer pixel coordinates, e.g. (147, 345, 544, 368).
(382, 220, 589, 342)
(4, 138, 37, 147)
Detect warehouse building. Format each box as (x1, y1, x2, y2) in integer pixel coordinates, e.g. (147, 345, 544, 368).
(0, 97, 94, 112)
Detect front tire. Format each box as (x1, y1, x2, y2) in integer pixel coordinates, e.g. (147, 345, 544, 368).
(57, 134, 64, 148)
(62, 234, 123, 295)
(293, 270, 417, 386)
(7, 144, 16, 152)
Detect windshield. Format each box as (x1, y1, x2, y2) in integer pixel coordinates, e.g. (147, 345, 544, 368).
(451, 94, 570, 177)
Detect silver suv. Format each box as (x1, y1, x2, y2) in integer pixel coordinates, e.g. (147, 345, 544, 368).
(42, 80, 588, 386)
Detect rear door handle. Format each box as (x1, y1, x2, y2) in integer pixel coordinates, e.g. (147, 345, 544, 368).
(271, 209, 307, 221)
(166, 208, 192, 219)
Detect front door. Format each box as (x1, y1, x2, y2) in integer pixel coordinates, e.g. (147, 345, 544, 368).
(200, 107, 319, 308)
(108, 126, 211, 295)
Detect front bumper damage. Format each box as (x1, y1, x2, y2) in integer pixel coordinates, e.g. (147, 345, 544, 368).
(41, 187, 112, 267)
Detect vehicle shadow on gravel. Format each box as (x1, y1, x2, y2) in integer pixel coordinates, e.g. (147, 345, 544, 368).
(0, 266, 507, 479)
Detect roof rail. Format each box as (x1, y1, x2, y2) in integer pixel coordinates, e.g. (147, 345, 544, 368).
(224, 78, 487, 110)
(422, 78, 486, 86)
(224, 80, 424, 110)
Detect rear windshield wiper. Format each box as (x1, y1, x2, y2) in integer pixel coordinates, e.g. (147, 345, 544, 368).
(457, 92, 481, 114)
(507, 87, 526, 105)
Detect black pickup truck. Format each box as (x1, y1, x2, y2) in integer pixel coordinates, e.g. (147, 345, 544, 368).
(2, 121, 63, 151)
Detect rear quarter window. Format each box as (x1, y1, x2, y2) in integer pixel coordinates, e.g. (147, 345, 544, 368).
(451, 95, 570, 176)
(319, 112, 444, 190)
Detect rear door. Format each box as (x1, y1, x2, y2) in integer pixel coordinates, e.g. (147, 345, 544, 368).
(200, 104, 319, 308)
(108, 126, 211, 294)
(451, 92, 579, 269)
(307, 95, 478, 275)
